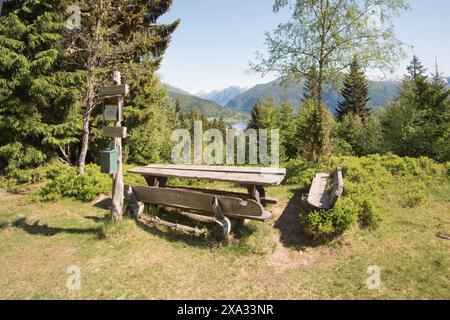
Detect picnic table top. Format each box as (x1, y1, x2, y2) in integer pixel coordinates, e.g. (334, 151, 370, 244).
(128, 164, 286, 186)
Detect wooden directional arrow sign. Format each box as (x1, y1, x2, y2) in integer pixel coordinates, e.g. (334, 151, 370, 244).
(103, 127, 127, 139)
(99, 84, 129, 97)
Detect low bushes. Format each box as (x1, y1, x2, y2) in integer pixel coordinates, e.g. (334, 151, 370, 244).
(293, 154, 447, 240)
(36, 164, 111, 202)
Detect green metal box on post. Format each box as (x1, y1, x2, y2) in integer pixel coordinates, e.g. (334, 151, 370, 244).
(100, 148, 117, 174)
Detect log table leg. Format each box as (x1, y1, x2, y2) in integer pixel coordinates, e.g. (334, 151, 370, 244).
(144, 176, 168, 188)
(245, 185, 278, 206)
(246, 185, 265, 204)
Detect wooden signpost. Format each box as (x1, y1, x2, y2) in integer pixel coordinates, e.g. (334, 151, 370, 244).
(99, 71, 128, 222)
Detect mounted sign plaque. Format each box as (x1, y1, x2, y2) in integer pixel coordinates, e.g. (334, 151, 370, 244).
(104, 104, 119, 121)
(99, 84, 129, 97)
(103, 127, 127, 139)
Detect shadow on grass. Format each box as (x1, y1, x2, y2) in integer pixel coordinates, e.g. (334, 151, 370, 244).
(92, 197, 112, 210)
(274, 190, 321, 250)
(12, 217, 102, 237)
(134, 217, 213, 249)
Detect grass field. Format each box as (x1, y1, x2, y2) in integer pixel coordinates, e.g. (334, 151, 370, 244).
(0, 172, 448, 300)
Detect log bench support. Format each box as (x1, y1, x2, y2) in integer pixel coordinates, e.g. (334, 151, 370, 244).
(144, 176, 168, 188)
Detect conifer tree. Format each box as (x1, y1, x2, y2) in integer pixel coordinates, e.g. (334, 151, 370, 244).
(296, 99, 333, 163)
(248, 100, 263, 129)
(279, 100, 297, 159)
(380, 56, 449, 159)
(303, 66, 321, 104)
(0, 0, 81, 178)
(336, 56, 371, 121)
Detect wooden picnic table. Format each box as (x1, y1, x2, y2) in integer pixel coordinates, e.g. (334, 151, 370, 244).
(125, 164, 287, 239)
(128, 164, 286, 203)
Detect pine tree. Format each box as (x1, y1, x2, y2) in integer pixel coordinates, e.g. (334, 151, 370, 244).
(406, 55, 427, 80)
(279, 100, 297, 159)
(336, 56, 371, 121)
(0, 0, 81, 179)
(248, 100, 263, 129)
(303, 66, 321, 104)
(296, 100, 333, 163)
(380, 56, 449, 159)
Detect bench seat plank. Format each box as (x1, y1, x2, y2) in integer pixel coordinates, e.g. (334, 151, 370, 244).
(307, 173, 331, 209)
(129, 165, 286, 186)
(126, 185, 271, 221)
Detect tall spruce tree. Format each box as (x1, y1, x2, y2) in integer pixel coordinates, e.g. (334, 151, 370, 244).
(63, 0, 180, 174)
(296, 99, 333, 163)
(0, 0, 81, 179)
(336, 56, 371, 121)
(279, 100, 296, 159)
(303, 66, 321, 104)
(248, 99, 263, 129)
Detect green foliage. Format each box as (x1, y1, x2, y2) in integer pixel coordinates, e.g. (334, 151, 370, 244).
(251, 0, 409, 96)
(279, 100, 297, 159)
(36, 164, 111, 202)
(0, 0, 81, 175)
(358, 197, 381, 230)
(380, 56, 450, 161)
(402, 182, 427, 208)
(300, 198, 359, 240)
(290, 154, 446, 239)
(336, 56, 371, 120)
(336, 113, 382, 156)
(248, 96, 280, 130)
(296, 100, 334, 163)
(168, 91, 247, 121)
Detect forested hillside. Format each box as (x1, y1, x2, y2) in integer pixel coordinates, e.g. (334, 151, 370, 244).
(168, 91, 248, 121)
(226, 78, 400, 113)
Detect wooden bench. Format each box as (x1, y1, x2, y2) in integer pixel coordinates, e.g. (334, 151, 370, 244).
(306, 168, 344, 210)
(126, 164, 286, 239)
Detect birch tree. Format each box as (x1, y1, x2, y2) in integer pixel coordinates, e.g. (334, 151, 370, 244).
(251, 0, 410, 103)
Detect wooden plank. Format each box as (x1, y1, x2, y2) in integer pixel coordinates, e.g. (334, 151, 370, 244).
(103, 127, 127, 138)
(165, 186, 278, 206)
(329, 168, 344, 208)
(144, 164, 286, 175)
(99, 84, 129, 97)
(307, 173, 331, 209)
(126, 185, 270, 221)
(128, 167, 285, 186)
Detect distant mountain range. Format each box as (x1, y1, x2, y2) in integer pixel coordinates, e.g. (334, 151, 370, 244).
(164, 76, 450, 118)
(226, 78, 401, 114)
(197, 86, 247, 106)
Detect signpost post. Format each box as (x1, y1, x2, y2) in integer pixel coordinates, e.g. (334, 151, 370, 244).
(99, 71, 128, 222)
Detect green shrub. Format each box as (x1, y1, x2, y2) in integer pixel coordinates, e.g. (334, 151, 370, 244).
(403, 182, 427, 208)
(358, 197, 381, 230)
(300, 198, 359, 240)
(36, 164, 111, 202)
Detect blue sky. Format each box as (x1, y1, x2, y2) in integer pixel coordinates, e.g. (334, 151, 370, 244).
(158, 0, 450, 94)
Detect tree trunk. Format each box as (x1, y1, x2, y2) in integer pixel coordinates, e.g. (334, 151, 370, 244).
(110, 71, 124, 223)
(77, 71, 95, 175)
(77, 113, 91, 175)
